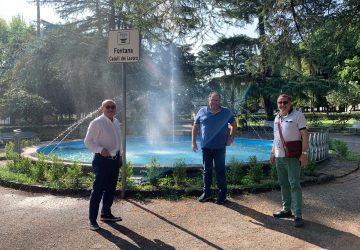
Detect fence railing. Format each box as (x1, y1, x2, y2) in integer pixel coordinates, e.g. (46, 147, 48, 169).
(309, 131, 329, 162)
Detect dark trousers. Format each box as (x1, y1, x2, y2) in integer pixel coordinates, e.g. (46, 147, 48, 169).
(89, 153, 122, 223)
(202, 148, 227, 199)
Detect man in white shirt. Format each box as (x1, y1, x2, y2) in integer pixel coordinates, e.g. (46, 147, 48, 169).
(84, 99, 123, 231)
(270, 94, 309, 228)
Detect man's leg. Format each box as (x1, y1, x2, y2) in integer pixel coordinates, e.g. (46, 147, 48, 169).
(275, 158, 292, 212)
(101, 158, 120, 216)
(287, 158, 302, 218)
(202, 149, 213, 197)
(213, 148, 227, 201)
(89, 155, 107, 223)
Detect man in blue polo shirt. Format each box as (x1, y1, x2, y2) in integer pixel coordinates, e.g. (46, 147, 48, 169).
(192, 91, 237, 204)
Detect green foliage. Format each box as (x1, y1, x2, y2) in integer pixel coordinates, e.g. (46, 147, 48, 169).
(303, 160, 316, 175)
(227, 156, 245, 185)
(145, 157, 162, 187)
(173, 158, 187, 186)
(118, 160, 134, 188)
(44, 156, 66, 187)
(345, 153, 360, 162)
(30, 154, 48, 182)
(2, 156, 92, 189)
(63, 161, 83, 188)
(21, 138, 40, 148)
(329, 139, 349, 159)
(5, 142, 19, 161)
(270, 166, 277, 181)
(0, 166, 37, 185)
(245, 156, 264, 184)
(158, 177, 174, 187)
(9, 157, 33, 176)
(2, 89, 53, 124)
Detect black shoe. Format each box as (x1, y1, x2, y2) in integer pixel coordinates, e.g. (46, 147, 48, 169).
(100, 214, 122, 222)
(294, 217, 304, 228)
(89, 221, 100, 231)
(198, 193, 211, 202)
(273, 210, 293, 218)
(215, 198, 226, 205)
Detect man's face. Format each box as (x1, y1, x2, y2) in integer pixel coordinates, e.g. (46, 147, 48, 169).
(101, 101, 116, 119)
(208, 94, 220, 110)
(277, 96, 291, 114)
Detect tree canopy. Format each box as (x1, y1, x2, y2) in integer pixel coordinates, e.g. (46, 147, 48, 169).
(0, 0, 359, 125)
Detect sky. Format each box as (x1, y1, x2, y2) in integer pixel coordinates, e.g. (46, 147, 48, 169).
(0, 0, 60, 24)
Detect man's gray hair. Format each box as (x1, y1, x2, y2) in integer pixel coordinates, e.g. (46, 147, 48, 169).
(208, 91, 221, 99)
(101, 99, 116, 107)
(278, 94, 292, 102)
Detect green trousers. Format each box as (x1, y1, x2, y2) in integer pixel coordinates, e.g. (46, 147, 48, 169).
(275, 157, 302, 218)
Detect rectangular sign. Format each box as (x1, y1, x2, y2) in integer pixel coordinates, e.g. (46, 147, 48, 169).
(108, 29, 139, 63)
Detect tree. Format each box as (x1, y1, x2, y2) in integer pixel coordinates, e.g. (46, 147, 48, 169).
(196, 35, 258, 112)
(1, 89, 52, 124)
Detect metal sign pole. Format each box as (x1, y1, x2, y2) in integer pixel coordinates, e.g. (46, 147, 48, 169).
(107, 28, 139, 199)
(121, 62, 127, 199)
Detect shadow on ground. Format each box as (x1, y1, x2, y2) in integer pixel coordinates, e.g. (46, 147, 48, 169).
(225, 200, 360, 249)
(97, 223, 175, 250)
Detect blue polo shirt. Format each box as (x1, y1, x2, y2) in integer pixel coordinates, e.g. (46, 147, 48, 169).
(194, 107, 235, 149)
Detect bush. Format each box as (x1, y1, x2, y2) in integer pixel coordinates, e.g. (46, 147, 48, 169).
(5, 142, 19, 161)
(303, 160, 316, 175)
(64, 161, 83, 188)
(329, 139, 349, 158)
(118, 160, 134, 188)
(44, 156, 66, 187)
(173, 158, 187, 186)
(21, 138, 40, 148)
(145, 157, 162, 187)
(30, 154, 48, 182)
(270, 165, 277, 181)
(227, 156, 245, 185)
(14, 157, 33, 176)
(245, 156, 264, 184)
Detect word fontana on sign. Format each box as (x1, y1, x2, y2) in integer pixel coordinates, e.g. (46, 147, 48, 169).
(108, 29, 139, 63)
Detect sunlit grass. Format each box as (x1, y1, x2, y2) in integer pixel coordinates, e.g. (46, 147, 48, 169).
(0, 166, 37, 185)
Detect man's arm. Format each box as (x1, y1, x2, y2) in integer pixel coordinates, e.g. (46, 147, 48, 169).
(299, 128, 309, 167)
(84, 121, 102, 154)
(192, 123, 199, 152)
(227, 120, 237, 146)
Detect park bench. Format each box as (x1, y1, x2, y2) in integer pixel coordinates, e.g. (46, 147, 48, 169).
(0, 131, 34, 144)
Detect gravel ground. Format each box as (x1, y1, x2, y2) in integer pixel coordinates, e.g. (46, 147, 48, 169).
(0, 162, 359, 250)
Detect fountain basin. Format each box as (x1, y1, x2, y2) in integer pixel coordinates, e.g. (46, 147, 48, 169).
(33, 136, 272, 166)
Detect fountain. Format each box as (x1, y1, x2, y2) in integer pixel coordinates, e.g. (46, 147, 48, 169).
(21, 43, 277, 172)
(35, 137, 273, 166)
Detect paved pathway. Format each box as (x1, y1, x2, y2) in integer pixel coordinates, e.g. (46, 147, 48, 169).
(329, 133, 360, 155)
(0, 165, 359, 250)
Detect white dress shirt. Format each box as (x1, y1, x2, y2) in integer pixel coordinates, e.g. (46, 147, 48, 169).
(84, 114, 122, 157)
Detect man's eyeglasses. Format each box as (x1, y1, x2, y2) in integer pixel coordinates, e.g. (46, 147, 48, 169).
(277, 101, 288, 105)
(105, 105, 116, 110)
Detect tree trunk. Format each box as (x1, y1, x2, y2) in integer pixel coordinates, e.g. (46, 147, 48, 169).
(258, 15, 269, 77)
(258, 13, 273, 121)
(263, 95, 274, 121)
(109, 0, 116, 30)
